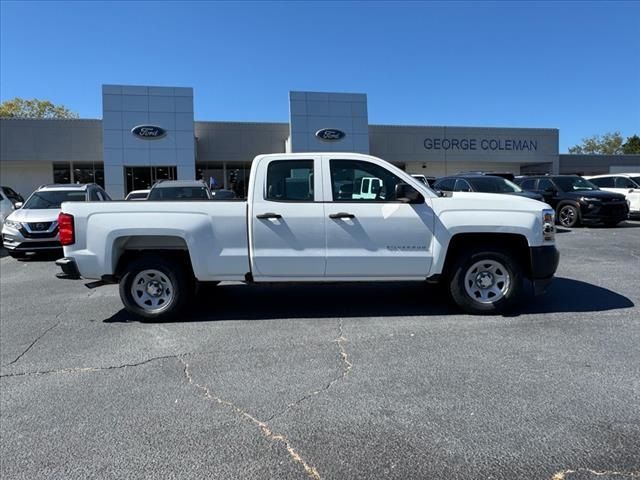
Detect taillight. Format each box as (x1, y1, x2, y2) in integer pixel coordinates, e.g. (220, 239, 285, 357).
(58, 212, 75, 246)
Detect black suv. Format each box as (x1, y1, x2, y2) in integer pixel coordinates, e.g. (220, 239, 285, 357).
(433, 174, 544, 201)
(515, 175, 628, 227)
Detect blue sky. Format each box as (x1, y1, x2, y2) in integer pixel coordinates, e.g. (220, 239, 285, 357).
(1, 1, 638, 151)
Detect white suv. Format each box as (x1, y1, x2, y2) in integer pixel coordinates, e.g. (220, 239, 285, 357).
(0, 186, 24, 229)
(586, 173, 640, 217)
(2, 183, 111, 258)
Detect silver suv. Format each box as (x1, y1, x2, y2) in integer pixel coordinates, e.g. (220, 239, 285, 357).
(2, 183, 111, 258)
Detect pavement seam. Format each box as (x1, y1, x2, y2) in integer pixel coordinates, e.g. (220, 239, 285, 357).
(266, 317, 353, 422)
(552, 468, 640, 479)
(178, 356, 321, 480)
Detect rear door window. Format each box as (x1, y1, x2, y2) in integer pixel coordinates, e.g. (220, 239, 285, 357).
(591, 177, 614, 187)
(454, 179, 472, 192)
(615, 177, 635, 188)
(519, 178, 537, 190)
(435, 178, 456, 191)
(538, 178, 555, 191)
(265, 160, 314, 202)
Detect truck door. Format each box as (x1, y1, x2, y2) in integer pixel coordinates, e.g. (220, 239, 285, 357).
(323, 157, 434, 278)
(249, 157, 326, 278)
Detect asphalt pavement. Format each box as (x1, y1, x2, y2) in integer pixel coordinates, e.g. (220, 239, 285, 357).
(1, 222, 639, 479)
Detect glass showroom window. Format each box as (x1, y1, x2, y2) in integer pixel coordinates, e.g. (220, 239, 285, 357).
(53, 163, 71, 184)
(196, 161, 252, 199)
(74, 162, 105, 187)
(53, 162, 104, 187)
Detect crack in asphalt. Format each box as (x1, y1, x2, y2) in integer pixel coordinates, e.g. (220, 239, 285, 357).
(0, 353, 183, 378)
(178, 356, 321, 480)
(5, 320, 61, 366)
(266, 318, 353, 422)
(552, 468, 640, 479)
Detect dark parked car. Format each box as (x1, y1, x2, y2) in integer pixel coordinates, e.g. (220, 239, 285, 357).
(433, 175, 544, 201)
(515, 175, 628, 227)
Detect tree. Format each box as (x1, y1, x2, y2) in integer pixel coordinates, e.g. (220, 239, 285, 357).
(0, 97, 78, 119)
(568, 131, 625, 154)
(622, 135, 640, 154)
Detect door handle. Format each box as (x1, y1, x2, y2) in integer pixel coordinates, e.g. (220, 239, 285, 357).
(256, 212, 282, 219)
(329, 212, 355, 219)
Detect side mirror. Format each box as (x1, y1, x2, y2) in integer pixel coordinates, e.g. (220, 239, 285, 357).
(395, 183, 424, 204)
(14, 202, 23, 209)
(544, 187, 557, 195)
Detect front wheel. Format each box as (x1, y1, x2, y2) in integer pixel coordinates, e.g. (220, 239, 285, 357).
(557, 204, 581, 228)
(449, 249, 524, 315)
(119, 256, 192, 321)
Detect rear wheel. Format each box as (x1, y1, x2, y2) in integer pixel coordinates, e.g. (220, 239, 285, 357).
(557, 204, 581, 228)
(119, 256, 192, 321)
(449, 249, 523, 315)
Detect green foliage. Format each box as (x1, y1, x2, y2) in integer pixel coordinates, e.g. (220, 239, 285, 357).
(568, 131, 625, 154)
(0, 97, 79, 119)
(622, 135, 640, 154)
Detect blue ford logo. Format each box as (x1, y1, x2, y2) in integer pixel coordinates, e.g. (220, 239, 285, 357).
(315, 128, 346, 141)
(131, 125, 167, 140)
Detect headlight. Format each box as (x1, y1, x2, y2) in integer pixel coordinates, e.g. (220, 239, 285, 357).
(580, 197, 601, 203)
(3, 219, 21, 229)
(542, 209, 555, 241)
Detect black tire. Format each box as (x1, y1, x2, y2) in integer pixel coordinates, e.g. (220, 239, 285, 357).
(449, 249, 524, 315)
(8, 251, 27, 259)
(557, 204, 581, 228)
(119, 255, 192, 321)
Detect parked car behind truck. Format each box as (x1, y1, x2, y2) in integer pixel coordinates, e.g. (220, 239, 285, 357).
(56, 153, 559, 319)
(585, 173, 640, 218)
(2, 183, 111, 258)
(516, 175, 629, 227)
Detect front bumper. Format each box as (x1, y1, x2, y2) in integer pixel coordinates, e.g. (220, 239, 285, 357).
(2, 224, 61, 252)
(579, 201, 629, 223)
(530, 245, 560, 295)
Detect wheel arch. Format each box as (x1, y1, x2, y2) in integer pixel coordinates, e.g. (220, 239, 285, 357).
(112, 236, 195, 280)
(440, 233, 532, 280)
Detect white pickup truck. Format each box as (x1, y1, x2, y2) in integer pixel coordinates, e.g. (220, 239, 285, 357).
(56, 153, 559, 320)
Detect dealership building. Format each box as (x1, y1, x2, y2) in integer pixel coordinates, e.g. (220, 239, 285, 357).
(1, 84, 639, 199)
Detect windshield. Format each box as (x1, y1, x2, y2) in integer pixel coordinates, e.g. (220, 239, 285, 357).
(148, 186, 210, 200)
(554, 176, 599, 192)
(630, 176, 640, 187)
(467, 177, 522, 193)
(23, 190, 86, 209)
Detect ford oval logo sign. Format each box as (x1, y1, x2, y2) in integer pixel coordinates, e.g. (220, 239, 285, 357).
(315, 128, 346, 141)
(131, 125, 167, 140)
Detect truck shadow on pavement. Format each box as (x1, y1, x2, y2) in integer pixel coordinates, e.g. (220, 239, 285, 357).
(105, 277, 634, 323)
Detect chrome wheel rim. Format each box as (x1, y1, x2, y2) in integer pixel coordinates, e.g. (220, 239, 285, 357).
(463, 259, 511, 305)
(559, 206, 576, 226)
(130, 269, 173, 313)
